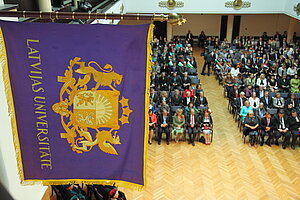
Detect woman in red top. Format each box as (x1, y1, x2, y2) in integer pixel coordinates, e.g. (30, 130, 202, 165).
(183, 85, 195, 97)
(148, 109, 157, 144)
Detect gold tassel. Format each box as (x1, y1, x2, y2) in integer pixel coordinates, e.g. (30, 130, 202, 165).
(0, 27, 26, 184)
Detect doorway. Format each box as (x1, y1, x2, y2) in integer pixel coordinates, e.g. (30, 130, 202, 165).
(220, 16, 228, 41)
(153, 21, 167, 40)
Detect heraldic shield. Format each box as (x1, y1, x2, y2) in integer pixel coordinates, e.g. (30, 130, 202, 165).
(52, 57, 132, 155)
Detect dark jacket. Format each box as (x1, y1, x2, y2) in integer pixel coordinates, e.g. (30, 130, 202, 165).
(260, 116, 276, 131)
(288, 116, 300, 131)
(274, 115, 290, 130)
(157, 114, 172, 127)
(171, 94, 183, 106)
(195, 96, 208, 107)
(186, 113, 199, 127)
(260, 96, 272, 108)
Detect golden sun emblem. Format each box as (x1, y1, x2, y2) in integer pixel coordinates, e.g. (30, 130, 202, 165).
(52, 57, 132, 155)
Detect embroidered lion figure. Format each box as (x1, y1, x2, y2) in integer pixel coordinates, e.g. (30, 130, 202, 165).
(70, 57, 123, 91)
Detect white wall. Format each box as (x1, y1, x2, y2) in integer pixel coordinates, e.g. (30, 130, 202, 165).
(240, 14, 290, 36)
(284, 0, 300, 20)
(124, 0, 286, 14)
(119, 13, 298, 38)
(173, 14, 220, 36)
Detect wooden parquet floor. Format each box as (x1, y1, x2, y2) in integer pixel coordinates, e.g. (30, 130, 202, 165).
(119, 48, 300, 200)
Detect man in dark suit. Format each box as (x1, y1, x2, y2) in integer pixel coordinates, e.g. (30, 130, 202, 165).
(181, 72, 191, 90)
(256, 85, 265, 99)
(186, 30, 193, 46)
(157, 109, 171, 145)
(195, 91, 208, 107)
(169, 72, 182, 91)
(277, 74, 290, 93)
(274, 110, 291, 149)
(171, 89, 183, 106)
(150, 88, 159, 103)
(150, 72, 159, 90)
(260, 91, 272, 109)
(186, 108, 198, 146)
(260, 112, 276, 146)
(183, 91, 195, 106)
(235, 92, 247, 111)
(286, 94, 299, 109)
(289, 110, 300, 149)
(159, 72, 169, 91)
(228, 84, 241, 101)
(201, 49, 213, 76)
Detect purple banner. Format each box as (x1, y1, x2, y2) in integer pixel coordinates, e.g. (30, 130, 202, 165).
(0, 20, 152, 188)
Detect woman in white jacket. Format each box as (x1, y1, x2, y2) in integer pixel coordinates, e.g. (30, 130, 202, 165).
(256, 73, 267, 89)
(249, 92, 260, 110)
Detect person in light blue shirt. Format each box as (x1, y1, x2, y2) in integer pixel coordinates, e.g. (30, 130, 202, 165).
(240, 100, 253, 123)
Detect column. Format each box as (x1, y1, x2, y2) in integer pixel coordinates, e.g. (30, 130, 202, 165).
(167, 22, 173, 42)
(287, 17, 297, 43)
(226, 15, 234, 43)
(38, 0, 52, 12)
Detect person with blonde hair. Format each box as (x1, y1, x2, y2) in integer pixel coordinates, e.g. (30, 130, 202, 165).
(172, 108, 185, 142)
(256, 73, 267, 89)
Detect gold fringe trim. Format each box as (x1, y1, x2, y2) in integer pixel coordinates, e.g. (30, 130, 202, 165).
(0, 24, 154, 190)
(0, 27, 25, 184)
(21, 179, 142, 190)
(143, 24, 154, 190)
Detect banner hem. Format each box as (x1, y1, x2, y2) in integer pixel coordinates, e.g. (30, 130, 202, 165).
(0, 27, 25, 184)
(143, 24, 154, 190)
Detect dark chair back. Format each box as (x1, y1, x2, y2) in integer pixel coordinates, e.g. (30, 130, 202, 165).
(267, 108, 278, 116)
(280, 92, 289, 99)
(191, 78, 200, 84)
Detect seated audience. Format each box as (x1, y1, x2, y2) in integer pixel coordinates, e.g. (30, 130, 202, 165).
(171, 89, 183, 106)
(243, 110, 259, 146)
(235, 92, 247, 112)
(260, 91, 272, 109)
(157, 109, 171, 145)
(170, 72, 182, 91)
(289, 110, 300, 150)
(199, 110, 213, 145)
(149, 98, 157, 114)
(159, 72, 169, 91)
(272, 93, 285, 109)
(274, 110, 290, 149)
(240, 100, 253, 122)
(290, 74, 300, 93)
(159, 91, 169, 104)
(186, 108, 198, 146)
(148, 109, 157, 144)
(278, 74, 290, 93)
(195, 84, 203, 98)
(183, 85, 195, 98)
(255, 103, 266, 120)
(61, 184, 89, 200)
(249, 92, 260, 110)
(157, 100, 170, 114)
(183, 91, 195, 106)
(181, 72, 191, 89)
(286, 93, 298, 109)
(195, 91, 208, 107)
(172, 108, 185, 143)
(260, 112, 276, 146)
